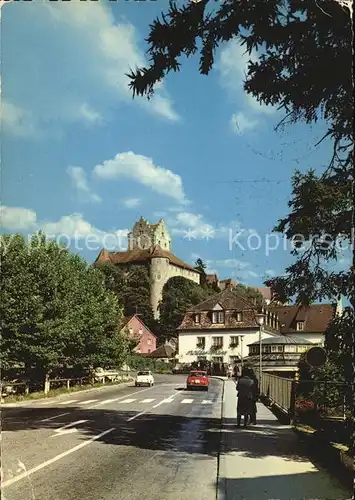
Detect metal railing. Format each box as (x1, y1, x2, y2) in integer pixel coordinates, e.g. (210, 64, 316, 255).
(259, 372, 294, 416)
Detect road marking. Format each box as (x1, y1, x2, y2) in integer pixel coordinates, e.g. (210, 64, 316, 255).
(127, 395, 176, 421)
(58, 400, 78, 405)
(152, 397, 174, 408)
(50, 419, 89, 437)
(89, 386, 154, 408)
(38, 400, 54, 405)
(141, 398, 155, 403)
(1, 427, 115, 488)
(79, 399, 98, 405)
(181, 399, 193, 404)
(91, 398, 118, 407)
(120, 398, 136, 404)
(40, 412, 71, 422)
(201, 400, 213, 404)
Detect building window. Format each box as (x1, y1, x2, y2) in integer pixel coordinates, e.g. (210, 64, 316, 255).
(212, 311, 225, 324)
(194, 314, 201, 324)
(147, 338, 152, 345)
(196, 337, 205, 349)
(262, 345, 271, 353)
(129, 328, 133, 335)
(229, 336, 239, 347)
(277, 346, 283, 352)
(148, 349, 151, 354)
(212, 336, 223, 348)
(236, 312, 243, 322)
(296, 321, 304, 331)
(139, 328, 143, 335)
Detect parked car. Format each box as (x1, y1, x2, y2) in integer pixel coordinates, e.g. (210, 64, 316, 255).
(186, 370, 209, 391)
(135, 370, 154, 387)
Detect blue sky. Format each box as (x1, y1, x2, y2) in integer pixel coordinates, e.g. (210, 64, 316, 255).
(1, 0, 350, 288)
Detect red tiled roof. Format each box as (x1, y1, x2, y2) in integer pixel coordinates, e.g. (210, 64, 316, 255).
(95, 245, 198, 272)
(269, 304, 334, 333)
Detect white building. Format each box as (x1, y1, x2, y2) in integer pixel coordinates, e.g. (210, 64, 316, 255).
(177, 288, 280, 372)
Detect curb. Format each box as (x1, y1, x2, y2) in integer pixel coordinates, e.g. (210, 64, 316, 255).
(216, 379, 227, 500)
(1, 378, 134, 407)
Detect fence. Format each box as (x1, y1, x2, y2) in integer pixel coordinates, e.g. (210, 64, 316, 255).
(259, 372, 352, 445)
(1, 370, 132, 398)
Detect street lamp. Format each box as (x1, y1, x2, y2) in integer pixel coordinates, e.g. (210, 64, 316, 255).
(240, 335, 245, 370)
(255, 312, 265, 392)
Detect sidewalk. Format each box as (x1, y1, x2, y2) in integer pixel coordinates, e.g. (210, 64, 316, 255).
(217, 380, 352, 500)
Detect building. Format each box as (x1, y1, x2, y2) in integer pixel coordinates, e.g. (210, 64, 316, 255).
(269, 302, 337, 345)
(95, 217, 200, 319)
(147, 342, 176, 364)
(121, 314, 157, 354)
(246, 336, 315, 377)
(177, 288, 280, 373)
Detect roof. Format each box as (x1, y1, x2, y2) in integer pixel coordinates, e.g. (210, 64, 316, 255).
(148, 344, 175, 358)
(248, 335, 313, 346)
(177, 288, 279, 332)
(95, 245, 198, 272)
(269, 304, 334, 334)
(120, 314, 157, 338)
(187, 288, 256, 312)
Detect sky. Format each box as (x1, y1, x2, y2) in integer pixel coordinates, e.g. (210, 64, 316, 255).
(0, 0, 350, 289)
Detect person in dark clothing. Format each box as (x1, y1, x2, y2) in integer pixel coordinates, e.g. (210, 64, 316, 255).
(236, 367, 254, 427)
(248, 370, 259, 425)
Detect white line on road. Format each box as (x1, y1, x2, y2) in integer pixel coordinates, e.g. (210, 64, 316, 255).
(40, 412, 71, 422)
(181, 399, 193, 404)
(91, 398, 118, 407)
(79, 399, 98, 405)
(89, 386, 154, 408)
(201, 400, 213, 404)
(58, 400, 78, 405)
(1, 428, 115, 489)
(120, 398, 136, 404)
(50, 419, 89, 437)
(127, 395, 176, 421)
(141, 399, 155, 403)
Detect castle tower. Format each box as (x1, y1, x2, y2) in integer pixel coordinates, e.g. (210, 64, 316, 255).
(128, 216, 171, 251)
(150, 253, 170, 319)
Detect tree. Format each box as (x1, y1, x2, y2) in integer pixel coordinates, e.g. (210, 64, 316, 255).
(194, 258, 207, 286)
(94, 262, 157, 331)
(128, 0, 354, 434)
(0, 233, 130, 384)
(159, 276, 213, 340)
(234, 284, 265, 308)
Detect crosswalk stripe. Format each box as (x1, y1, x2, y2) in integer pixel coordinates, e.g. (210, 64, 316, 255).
(181, 399, 193, 404)
(141, 399, 155, 403)
(93, 398, 117, 406)
(120, 398, 136, 404)
(79, 399, 98, 405)
(58, 400, 78, 405)
(201, 400, 213, 404)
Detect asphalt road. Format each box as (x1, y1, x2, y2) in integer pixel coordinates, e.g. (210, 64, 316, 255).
(1, 374, 223, 500)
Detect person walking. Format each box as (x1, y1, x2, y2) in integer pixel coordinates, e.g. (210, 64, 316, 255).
(249, 369, 259, 425)
(236, 367, 254, 427)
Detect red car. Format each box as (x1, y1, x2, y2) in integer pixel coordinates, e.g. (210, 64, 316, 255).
(186, 370, 209, 391)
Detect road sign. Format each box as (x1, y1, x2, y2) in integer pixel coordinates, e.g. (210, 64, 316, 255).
(305, 346, 327, 367)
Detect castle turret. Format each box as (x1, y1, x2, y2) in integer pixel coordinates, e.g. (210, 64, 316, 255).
(149, 253, 170, 319)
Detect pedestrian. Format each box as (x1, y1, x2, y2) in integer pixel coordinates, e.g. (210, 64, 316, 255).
(236, 367, 254, 427)
(248, 369, 259, 425)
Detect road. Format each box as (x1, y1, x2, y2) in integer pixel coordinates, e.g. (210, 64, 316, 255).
(1, 374, 222, 500)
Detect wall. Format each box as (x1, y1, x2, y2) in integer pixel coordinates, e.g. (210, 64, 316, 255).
(150, 259, 200, 319)
(178, 329, 274, 365)
(125, 316, 156, 354)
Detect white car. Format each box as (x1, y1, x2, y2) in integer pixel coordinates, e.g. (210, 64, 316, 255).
(135, 370, 154, 387)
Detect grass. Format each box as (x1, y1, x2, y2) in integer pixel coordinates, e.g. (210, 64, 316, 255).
(2, 377, 133, 403)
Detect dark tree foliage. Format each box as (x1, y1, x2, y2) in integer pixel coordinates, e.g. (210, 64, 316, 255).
(94, 263, 157, 332)
(159, 276, 214, 340)
(194, 258, 207, 286)
(234, 283, 265, 308)
(128, 0, 354, 399)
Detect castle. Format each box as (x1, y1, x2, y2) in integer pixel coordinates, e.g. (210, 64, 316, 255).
(95, 217, 200, 318)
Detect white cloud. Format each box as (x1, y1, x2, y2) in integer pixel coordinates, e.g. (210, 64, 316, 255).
(93, 151, 188, 204)
(264, 269, 276, 277)
(67, 166, 101, 203)
(170, 212, 216, 238)
(215, 258, 251, 269)
(2, 1, 178, 138)
(230, 112, 258, 135)
(123, 198, 141, 209)
(0, 206, 37, 230)
(0, 205, 128, 250)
